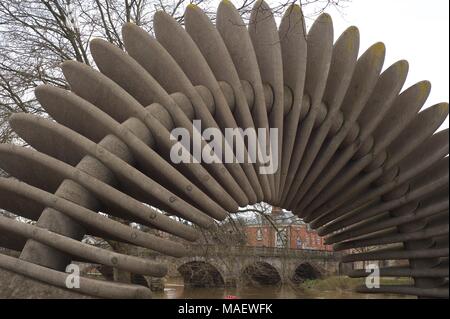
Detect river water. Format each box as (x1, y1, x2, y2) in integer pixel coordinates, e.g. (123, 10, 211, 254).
(153, 277, 409, 299)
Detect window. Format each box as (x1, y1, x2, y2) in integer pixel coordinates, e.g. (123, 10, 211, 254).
(275, 228, 288, 248)
(256, 228, 263, 241)
(296, 237, 302, 248)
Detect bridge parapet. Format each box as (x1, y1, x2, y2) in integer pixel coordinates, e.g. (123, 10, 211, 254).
(138, 244, 343, 288)
(141, 244, 341, 260)
(187, 245, 340, 259)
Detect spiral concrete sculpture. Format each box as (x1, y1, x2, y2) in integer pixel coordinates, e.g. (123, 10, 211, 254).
(0, 0, 448, 299)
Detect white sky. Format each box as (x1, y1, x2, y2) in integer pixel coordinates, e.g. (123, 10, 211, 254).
(326, 0, 449, 131)
(259, 0, 449, 130)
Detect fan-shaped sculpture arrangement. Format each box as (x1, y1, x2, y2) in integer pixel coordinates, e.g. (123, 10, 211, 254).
(0, 0, 448, 299)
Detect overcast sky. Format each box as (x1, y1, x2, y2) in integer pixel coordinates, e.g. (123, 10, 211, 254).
(263, 0, 449, 130)
(327, 0, 449, 130)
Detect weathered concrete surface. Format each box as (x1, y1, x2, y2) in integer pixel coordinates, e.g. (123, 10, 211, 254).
(0, 0, 448, 299)
(0, 269, 93, 299)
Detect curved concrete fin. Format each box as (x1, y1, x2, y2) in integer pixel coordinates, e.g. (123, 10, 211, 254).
(0, 177, 187, 257)
(185, 4, 265, 201)
(326, 190, 449, 245)
(388, 129, 449, 184)
(0, 2, 448, 299)
(0, 185, 44, 221)
(0, 145, 200, 242)
(295, 140, 364, 214)
(383, 103, 449, 168)
(0, 145, 64, 194)
(62, 61, 142, 125)
(62, 63, 238, 212)
(249, 0, 284, 200)
(216, 0, 274, 200)
(121, 22, 258, 206)
(153, 10, 257, 204)
(122, 23, 224, 132)
(372, 81, 431, 153)
(63, 61, 173, 152)
(304, 103, 449, 218)
(340, 245, 448, 262)
(123, 23, 203, 97)
(280, 13, 334, 207)
(9, 113, 217, 227)
(277, 4, 307, 202)
(332, 221, 447, 250)
(0, 253, 153, 299)
(0, 231, 26, 251)
(339, 42, 386, 121)
(320, 158, 449, 235)
(358, 60, 409, 140)
(304, 156, 381, 223)
(312, 130, 449, 229)
(35, 85, 236, 215)
(90, 38, 218, 156)
(280, 26, 359, 205)
(0, 214, 168, 277)
(304, 13, 334, 106)
(90, 38, 176, 110)
(296, 60, 410, 214)
(323, 27, 360, 113)
(287, 41, 386, 211)
(90, 38, 229, 168)
(313, 140, 448, 227)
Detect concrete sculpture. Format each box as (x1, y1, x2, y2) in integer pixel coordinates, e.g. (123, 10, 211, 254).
(0, 0, 448, 299)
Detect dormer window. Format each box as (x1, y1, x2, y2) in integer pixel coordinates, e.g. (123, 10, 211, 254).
(256, 228, 263, 241)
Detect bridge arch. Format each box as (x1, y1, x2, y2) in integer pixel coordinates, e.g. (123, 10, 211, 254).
(131, 274, 149, 287)
(241, 261, 281, 286)
(177, 261, 225, 288)
(97, 265, 114, 281)
(292, 262, 322, 284)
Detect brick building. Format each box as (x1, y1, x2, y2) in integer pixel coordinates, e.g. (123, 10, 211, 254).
(243, 207, 332, 251)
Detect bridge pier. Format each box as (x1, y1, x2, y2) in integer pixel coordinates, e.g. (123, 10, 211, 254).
(147, 277, 165, 292)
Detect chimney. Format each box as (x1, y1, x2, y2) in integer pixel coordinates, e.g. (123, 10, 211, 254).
(271, 206, 282, 215)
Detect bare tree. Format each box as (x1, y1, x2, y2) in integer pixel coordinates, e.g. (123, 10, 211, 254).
(0, 0, 348, 143)
(0, 0, 349, 283)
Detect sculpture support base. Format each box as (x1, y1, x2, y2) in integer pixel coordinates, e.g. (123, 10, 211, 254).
(0, 268, 93, 299)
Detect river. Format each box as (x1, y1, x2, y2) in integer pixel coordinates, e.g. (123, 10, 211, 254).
(153, 277, 411, 299)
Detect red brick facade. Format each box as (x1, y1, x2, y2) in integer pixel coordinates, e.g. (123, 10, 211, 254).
(244, 224, 332, 250)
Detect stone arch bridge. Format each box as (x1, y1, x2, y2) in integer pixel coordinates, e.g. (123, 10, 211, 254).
(137, 245, 343, 288)
(0, 0, 447, 299)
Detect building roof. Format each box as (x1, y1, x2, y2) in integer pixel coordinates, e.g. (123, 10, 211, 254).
(242, 209, 306, 226)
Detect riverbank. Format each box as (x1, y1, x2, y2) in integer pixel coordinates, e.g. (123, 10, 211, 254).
(298, 276, 413, 292)
(293, 276, 414, 298)
(154, 276, 414, 299)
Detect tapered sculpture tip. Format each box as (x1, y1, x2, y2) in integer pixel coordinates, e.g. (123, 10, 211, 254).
(419, 80, 432, 95)
(372, 41, 386, 55)
(318, 12, 332, 23)
(346, 25, 359, 35)
(395, 59, 409, 73)
(292, 4, 301, 12)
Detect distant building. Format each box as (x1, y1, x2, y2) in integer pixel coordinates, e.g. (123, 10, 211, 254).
(242, 207, 332, 251)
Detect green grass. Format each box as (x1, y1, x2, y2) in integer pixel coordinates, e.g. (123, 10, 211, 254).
(297, 276, 413, 293)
